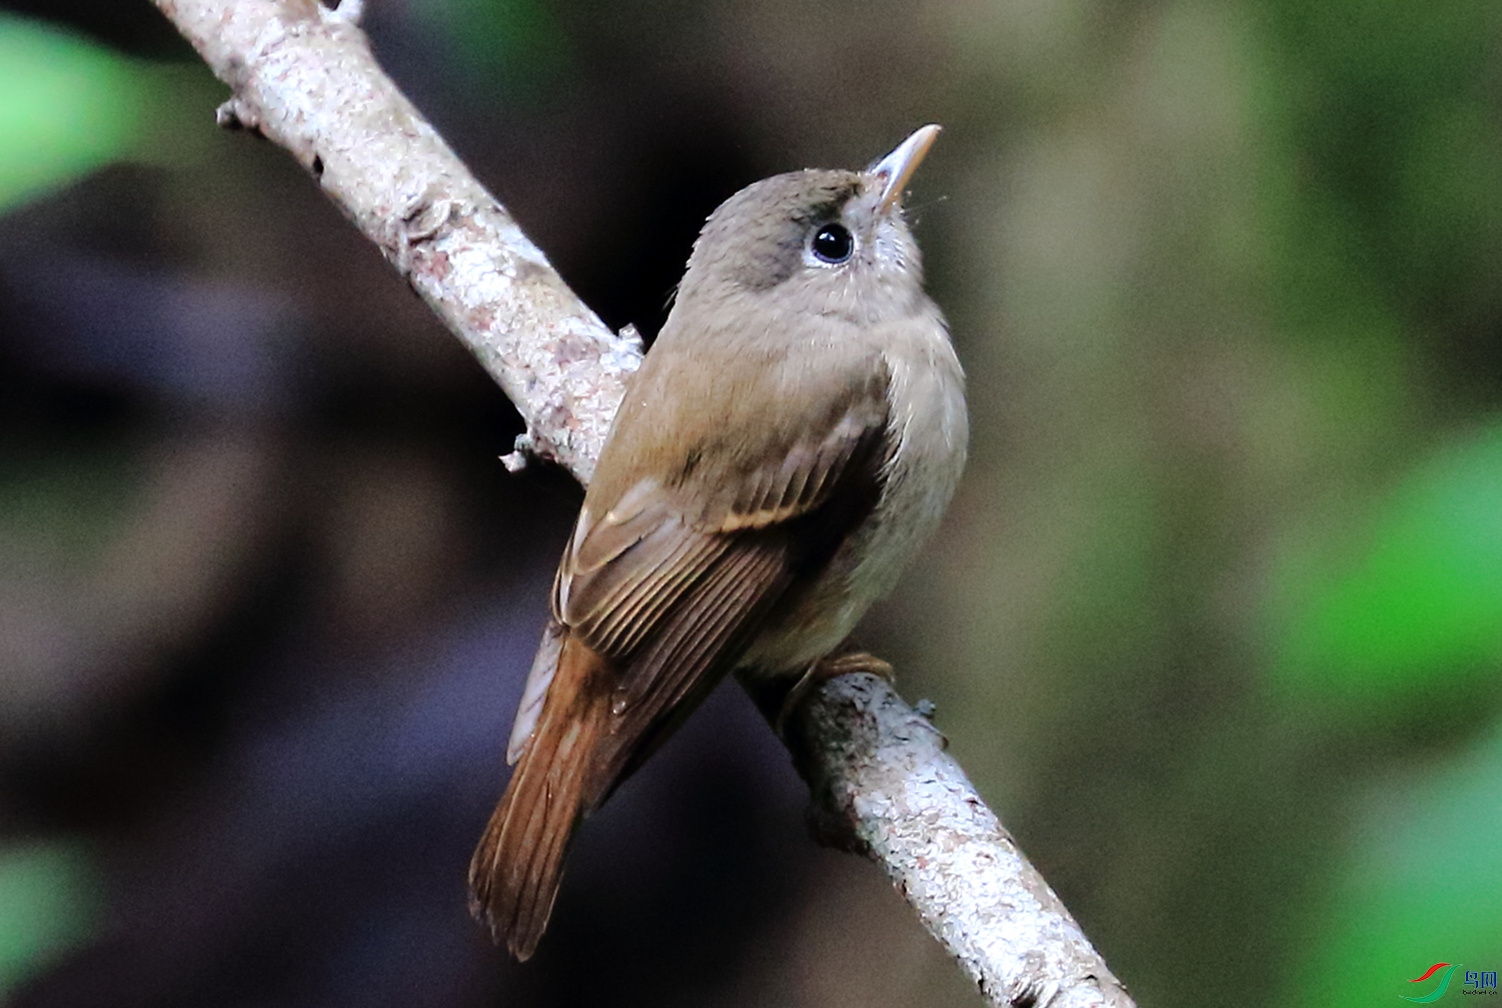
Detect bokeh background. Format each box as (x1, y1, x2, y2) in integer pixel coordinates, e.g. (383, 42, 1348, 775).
(2, 0, 1501, 1005)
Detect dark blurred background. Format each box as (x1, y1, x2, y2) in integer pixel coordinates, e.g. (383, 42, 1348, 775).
(2, 0, 1501, 1005)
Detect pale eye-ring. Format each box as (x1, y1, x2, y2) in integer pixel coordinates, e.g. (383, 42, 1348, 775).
(810, 223, 854, 264)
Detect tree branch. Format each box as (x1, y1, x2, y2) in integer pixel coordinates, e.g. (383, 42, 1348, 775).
(149, 2, 1134, 1004)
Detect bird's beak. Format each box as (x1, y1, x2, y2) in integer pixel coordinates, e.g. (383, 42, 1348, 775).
(870, 123, 941, 212)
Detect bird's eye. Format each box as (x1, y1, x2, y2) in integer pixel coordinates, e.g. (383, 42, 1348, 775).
(811, 223, 854, 264)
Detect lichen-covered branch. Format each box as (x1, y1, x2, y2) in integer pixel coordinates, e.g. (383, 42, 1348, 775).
(149, 2, 1135, 1004)
(154, 0, 638, 482)
(775, 673, 1135, 1008)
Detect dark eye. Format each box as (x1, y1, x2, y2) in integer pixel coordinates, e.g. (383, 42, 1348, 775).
(811, 223, 854, 264)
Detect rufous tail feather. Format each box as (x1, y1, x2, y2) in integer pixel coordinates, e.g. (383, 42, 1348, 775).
(467, 638, 611, 960)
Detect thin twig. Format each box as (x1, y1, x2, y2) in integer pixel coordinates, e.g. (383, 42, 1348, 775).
(149, 2, 1134, 1004)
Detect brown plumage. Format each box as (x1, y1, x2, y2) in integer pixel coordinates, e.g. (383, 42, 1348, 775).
(469, 126, 968, 959)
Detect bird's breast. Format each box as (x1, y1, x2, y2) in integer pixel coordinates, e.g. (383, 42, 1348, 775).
(741, 311, 967, 676)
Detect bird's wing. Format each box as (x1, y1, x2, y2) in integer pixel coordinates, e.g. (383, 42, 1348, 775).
(507, 356, 892, 802)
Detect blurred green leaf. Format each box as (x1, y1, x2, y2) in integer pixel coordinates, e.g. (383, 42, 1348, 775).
(414, 0, 570, 97)
(0, 14, 156, 211)
(0, 841, 98, 998)
(1254, 0, 1502, 326)
(1269, 421, 1502, 712)
(1282, 719, 1502, 1007)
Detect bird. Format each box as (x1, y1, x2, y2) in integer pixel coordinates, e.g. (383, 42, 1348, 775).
(468, 124, 968, 960)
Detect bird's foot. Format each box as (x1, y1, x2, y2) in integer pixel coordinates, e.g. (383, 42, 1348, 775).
(773, 649, 894, 738)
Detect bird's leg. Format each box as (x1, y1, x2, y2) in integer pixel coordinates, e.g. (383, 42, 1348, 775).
(772, 645, 895, 738)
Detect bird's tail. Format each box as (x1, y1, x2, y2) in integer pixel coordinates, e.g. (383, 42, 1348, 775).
(468, 637, 612, 960)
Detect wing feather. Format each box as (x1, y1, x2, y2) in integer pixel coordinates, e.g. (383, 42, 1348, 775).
(587, 536, 792, 800)
(503, 357, 892, 808)
(568, 516, 724, 656)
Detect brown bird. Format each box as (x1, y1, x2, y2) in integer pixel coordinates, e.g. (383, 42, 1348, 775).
(468, 125, 968, 959)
